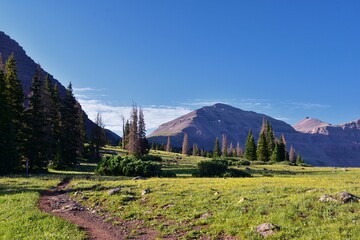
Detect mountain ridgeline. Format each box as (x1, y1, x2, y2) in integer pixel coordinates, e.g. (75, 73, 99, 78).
(0, 31, 120, 144)
(148, 103, 360, 167)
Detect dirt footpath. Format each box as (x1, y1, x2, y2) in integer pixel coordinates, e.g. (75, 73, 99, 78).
(38, 178, 158, 240)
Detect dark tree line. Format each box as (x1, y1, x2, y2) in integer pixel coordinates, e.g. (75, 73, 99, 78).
(0, 53, 84, 174)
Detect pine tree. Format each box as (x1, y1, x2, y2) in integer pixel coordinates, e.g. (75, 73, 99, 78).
(296, 153, 304, 165)
(277, 134, 286, 162)
(229, 142, 234, 157)
(236, 142, 243, 158)
(60, 83, 82, 167)
(123, 120, 130, 149)
(4, 53, 25, 160)
(289, 145, 296, 164)
(257, 131, 269, 161)
(192, 143, 199, 156)
(92, 113, 106, 160)
(244, 130, 257, 160)
(27, 67, 48, 169)
(0, 68, 19, 174)
(221, 134, 228, 157)
(128, 104, 139, 156)
(213, 137, 221, 158)
(182, 133, 189, 155)
(265, 121, 276, 155)
(166, 136, 171, 152)
(138, 107, 148, 155)
(270, 143, 281, 162)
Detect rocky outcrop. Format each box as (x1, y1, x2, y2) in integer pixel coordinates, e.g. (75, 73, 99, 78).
(0, 31, 120, 144)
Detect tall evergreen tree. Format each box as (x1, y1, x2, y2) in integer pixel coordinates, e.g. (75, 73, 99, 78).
(128, 104, 139, 156)
(4, 53, 25, 159)
(27, 67, 48, 169)
(236, 142, 243, 158)
(289, 145, 296, 164)
(92, 113, 106, 160)
(221, 134, 228, 157)
(244, 130, 257, 160)
(182, 133, 189, 155)
(257, 131, 269, 161)
(277, 135, 286, 162)
(296, 152, 304, 165)
(138, 107, 148, 155)
(192, 143, 199, 156)
(270, 143, 281, 162)
(166, 136, 172, 152)
(123, 120, 130, 149)
(60, 83, 82, 167)
(229, 142, 234, 157)
(0, 68, 19, 174)
(213, 137, 221, 158)
(265, 121, 276, 155)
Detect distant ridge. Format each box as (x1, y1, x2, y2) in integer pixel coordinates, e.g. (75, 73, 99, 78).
(148, 103, 360, 167)
(0, 31, 120, 144)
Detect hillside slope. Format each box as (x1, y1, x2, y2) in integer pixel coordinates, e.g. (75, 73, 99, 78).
(0, 31, 120, 144)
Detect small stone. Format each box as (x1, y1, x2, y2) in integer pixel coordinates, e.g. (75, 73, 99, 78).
(336, 191, 359, 203)
(200, 212, 212, 219)
(256, 223, 280, 237)
(214, 191, 220, 195)
(141, 188, 151, 196)
(132, 176, 147, 180)
(108, 187, 121, 196)
(238, 197, 250, 203)
(319, 194, 337, 203)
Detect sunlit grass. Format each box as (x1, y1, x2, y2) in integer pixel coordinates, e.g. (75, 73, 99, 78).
(0, 176, 86, 240)
(69, 165, 360, 239)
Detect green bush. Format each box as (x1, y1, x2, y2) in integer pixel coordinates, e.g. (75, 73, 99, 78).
(141, 155, 163, 162)
(195, 160, 228, 177)
(222, 168, 252, 178)
(96, 155, 161, 177)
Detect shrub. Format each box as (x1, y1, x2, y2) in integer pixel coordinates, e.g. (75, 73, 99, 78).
(96, 155, 161, 177)
(222, 168, 252, 178)
(160, 171, 177, 178)
(195, 160, 228, 177)
(141, 155, 163, 162)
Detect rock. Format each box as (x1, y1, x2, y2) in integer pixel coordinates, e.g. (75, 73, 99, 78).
(200, 212, 212, 219)
(238, 197, 251, 203)
(320, 192, 359, 203)
(141, 188, 151, 196)
(319, 194, 337, 203)
(256, 223, 280, 237)
(336, 192, 359, 203)
(132, 176, 147, 180)
(108, 187, 121, 196)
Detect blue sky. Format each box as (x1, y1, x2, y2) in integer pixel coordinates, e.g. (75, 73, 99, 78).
(1, 1, 360, 135)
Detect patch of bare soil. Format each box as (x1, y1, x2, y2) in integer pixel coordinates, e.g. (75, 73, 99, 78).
(38, 178, 158, 240)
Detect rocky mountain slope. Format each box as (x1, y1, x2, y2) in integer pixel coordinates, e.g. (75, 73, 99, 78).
(148, 103, 360, 167)
(0, 31, 120, 144)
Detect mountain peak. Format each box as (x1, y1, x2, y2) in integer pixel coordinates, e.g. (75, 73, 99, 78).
(293, 117, 331, 133)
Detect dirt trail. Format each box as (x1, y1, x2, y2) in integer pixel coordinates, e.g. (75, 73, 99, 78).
(38, 178, 158, 240)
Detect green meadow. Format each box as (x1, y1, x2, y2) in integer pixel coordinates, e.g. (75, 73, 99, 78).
(1, 149, 359, 239)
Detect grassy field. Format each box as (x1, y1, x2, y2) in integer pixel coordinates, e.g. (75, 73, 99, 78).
(0, 149, 359, 239)
(0, 176, 86, 240)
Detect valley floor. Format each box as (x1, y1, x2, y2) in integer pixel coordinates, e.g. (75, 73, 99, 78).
(0, 152, 359, 239)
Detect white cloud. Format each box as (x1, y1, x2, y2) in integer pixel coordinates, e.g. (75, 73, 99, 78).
(77, 98, 191, 136)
